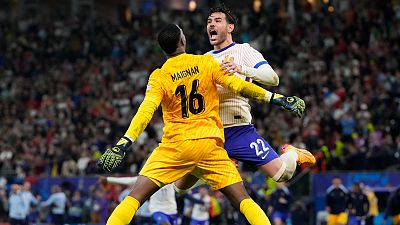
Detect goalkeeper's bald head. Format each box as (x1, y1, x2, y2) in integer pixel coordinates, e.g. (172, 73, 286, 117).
(157, 24, 186, 56)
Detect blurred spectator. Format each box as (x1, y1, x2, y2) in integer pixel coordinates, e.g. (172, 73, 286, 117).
(40, 185, 67, 225)
(77, 151, 91, 175)
(181, 194, 193, 225)
(83, 185, 98, 222)
(21, 181, 40, 223)
(316, 210, 328, 225)
(209, 191, 224, 225)
(91, 188, 109, 224)
(347, 183, 369, 225)
(67, 191, 84, 223)
(363, 186, 378, 225)
(326, 177, 348, 225)
(291, 200, 309, 225)
(0, 185, 8, 222)
(8, 184, 27, 225)
(269, 182, 292, 225)
(61, 156, 78, 176)
(187, 186, 211, 225)
(383, 186, 400, 225)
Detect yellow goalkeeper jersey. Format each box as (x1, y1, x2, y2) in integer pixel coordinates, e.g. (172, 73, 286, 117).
(125, 53, 267, 143)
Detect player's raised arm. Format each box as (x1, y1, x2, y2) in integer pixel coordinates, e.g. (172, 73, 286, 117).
(212, 58, 305, 117)
(97, 70, 164, 173)
(124, 72, 163, 141)
(222, 60, 279, 86)
(221, 45, 279, 86)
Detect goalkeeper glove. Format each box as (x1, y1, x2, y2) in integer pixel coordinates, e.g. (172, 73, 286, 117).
(97, 137, 132, 173)
(270, 93, 305, 118)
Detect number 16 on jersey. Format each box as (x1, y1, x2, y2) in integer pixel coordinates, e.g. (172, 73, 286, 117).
(175, 79, 205, 118)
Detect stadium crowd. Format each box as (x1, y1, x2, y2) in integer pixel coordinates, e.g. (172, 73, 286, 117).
(2, 177, 399, 225)
(1, 1, 400, 177)
(1, 179, 289, 225)
(0, 0, 400, 224)
(1, 2, 400, 179)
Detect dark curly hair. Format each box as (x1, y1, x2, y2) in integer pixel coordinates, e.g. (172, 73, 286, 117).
(208, 4, 238, 28)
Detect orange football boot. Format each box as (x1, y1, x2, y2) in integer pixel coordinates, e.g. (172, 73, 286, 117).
(281, 144, 316, 167)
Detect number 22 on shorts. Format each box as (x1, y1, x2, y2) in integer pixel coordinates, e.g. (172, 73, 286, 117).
(250, 139, 270, 159)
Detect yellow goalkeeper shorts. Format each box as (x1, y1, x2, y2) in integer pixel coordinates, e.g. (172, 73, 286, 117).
(327, 212, 348, 225)
(139, 138, 242, 190)
(393, 214, 400, 225)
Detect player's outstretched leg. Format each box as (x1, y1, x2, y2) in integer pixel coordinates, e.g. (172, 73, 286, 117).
(220, 182, 271, 225)
(258, 144, 316, 183)
(107, 175, 160, 225)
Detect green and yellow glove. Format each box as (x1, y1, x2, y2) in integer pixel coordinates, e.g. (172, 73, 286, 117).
(270, 93, 306, 118)
(97, 137, 132, 173)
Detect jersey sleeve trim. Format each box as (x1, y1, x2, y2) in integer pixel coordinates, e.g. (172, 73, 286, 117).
(254, 60, 269, 68)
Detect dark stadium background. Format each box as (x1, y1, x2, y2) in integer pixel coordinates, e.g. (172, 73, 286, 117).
(0, 0, 399, 225)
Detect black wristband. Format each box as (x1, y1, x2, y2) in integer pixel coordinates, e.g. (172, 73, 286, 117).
(116, 136, 133, 152)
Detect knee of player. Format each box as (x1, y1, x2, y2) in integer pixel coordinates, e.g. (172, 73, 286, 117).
(271, 161, 296, 182)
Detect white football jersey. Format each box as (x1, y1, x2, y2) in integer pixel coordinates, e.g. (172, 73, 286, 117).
(191, 193, 210, 221)
(206, 42, 268, 127)
(148, 184, 177, 215)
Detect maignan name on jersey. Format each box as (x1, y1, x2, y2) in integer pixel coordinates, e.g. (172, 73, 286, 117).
(171, 66, 200, 82)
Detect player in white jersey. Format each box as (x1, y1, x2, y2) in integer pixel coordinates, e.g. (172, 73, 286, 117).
(173, 4, 316, 193)
(188, 187, 211, 225)
(101, 176, 178, 225)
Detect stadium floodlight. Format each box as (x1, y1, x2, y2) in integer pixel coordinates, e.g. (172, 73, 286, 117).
(189, 0, 196, 12)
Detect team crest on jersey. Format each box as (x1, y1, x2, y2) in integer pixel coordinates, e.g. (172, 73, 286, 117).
(223, 55, 234, 63)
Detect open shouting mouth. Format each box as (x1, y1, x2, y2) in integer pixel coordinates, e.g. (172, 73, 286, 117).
(209, 30, 218, 41)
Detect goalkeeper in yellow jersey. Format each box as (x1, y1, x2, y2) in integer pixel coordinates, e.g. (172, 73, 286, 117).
(97, 24, 305, 225)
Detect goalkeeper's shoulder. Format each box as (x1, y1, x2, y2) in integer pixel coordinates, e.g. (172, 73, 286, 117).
(149, 68, 163, 79)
